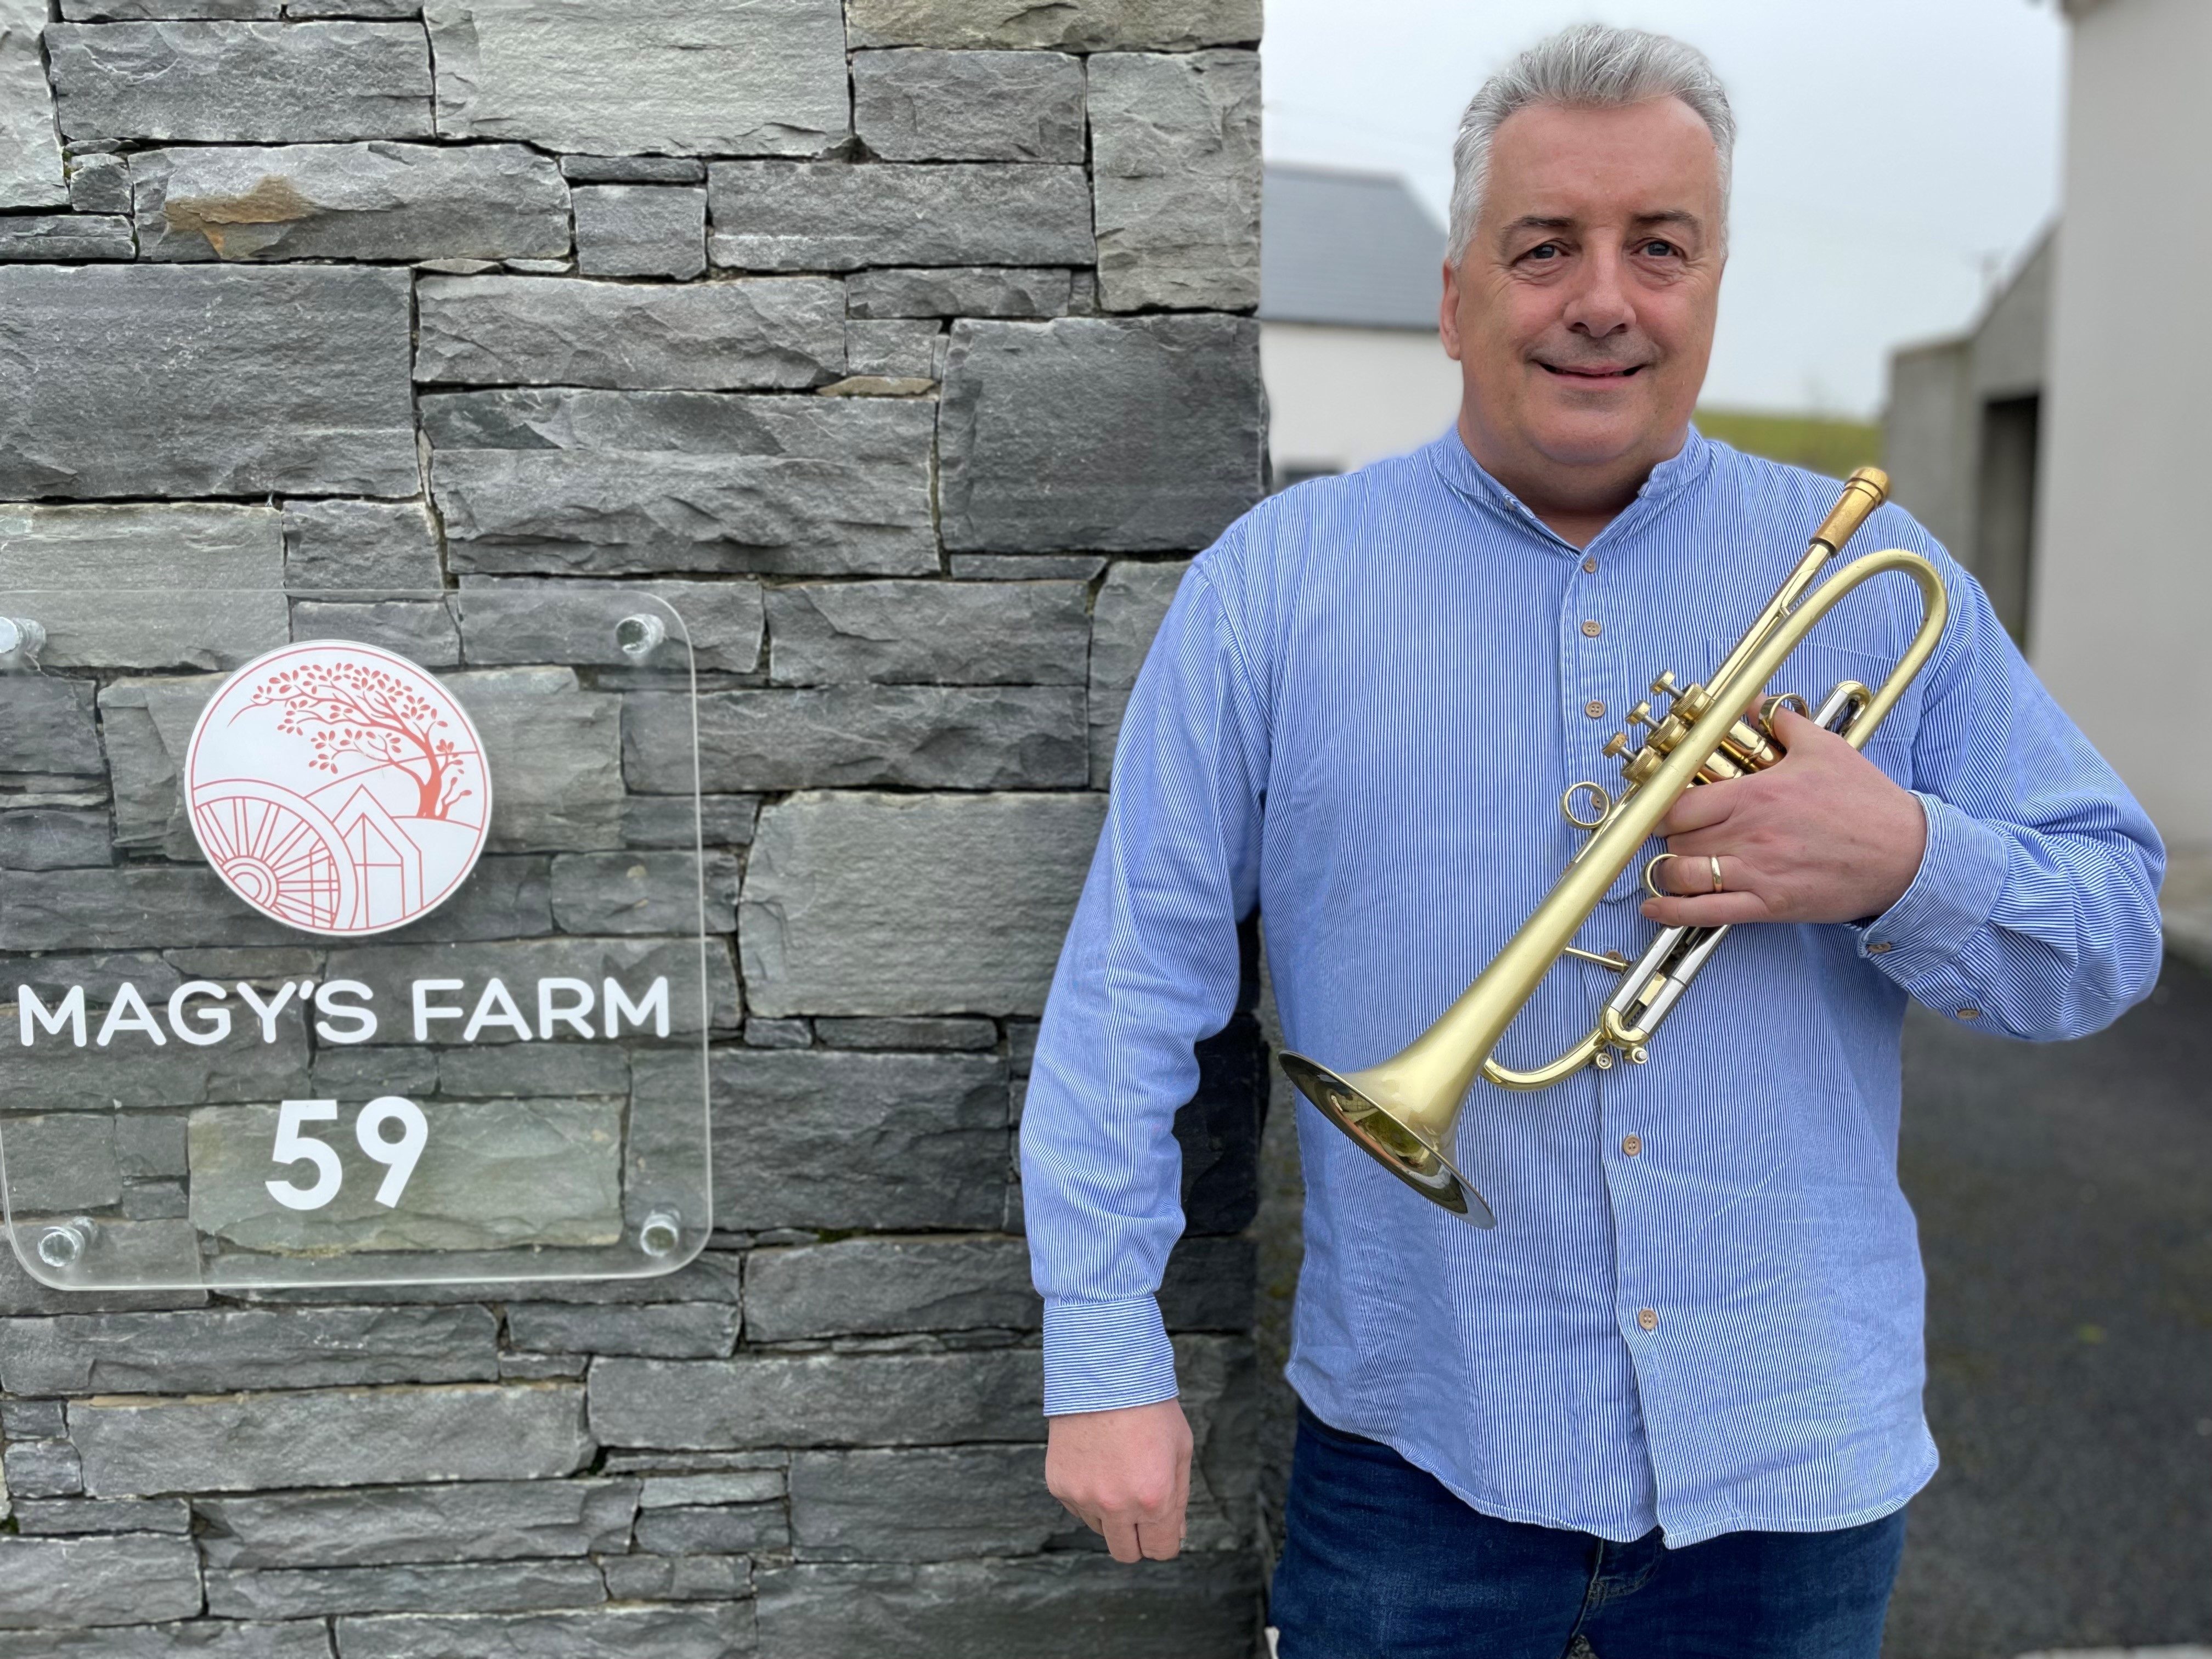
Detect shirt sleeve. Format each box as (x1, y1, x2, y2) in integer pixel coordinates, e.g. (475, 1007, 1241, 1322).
(1856, 548, 2165, 1039)
(1019, 553, 1269, 1415)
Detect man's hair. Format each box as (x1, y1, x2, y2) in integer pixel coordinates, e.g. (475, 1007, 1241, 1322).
(1446, 23, 1735, 265)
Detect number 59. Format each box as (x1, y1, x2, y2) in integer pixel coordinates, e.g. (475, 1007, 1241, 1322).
(266, 1097, 429, 1212)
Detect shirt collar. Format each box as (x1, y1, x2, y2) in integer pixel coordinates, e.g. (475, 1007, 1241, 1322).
(1424, 421, 1716, 556)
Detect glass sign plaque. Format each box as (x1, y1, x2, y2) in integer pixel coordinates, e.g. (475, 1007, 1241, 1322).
(0, 588, 715, 1290)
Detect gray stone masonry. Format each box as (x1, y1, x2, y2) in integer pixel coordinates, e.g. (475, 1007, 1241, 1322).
(0, 8, 1268, 1652)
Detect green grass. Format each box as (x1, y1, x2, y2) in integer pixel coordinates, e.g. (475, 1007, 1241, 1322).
(1694, 408, 1882, 478)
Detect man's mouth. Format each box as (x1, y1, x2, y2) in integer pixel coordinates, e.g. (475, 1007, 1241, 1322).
(1537, 362, 1647, 380)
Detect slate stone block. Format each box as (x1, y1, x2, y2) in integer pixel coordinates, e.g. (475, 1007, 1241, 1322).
(190, 1097, 625, 1253)
(61, 1, 280, 13)
(626, 685, 1086, 793)
(0, 502, 289, 670)
(739, 791, 1105, 1017)
(283, 499, 443, 591)
(445, 668, 625, 853)
(660, 1047, 1006, 1231)
(206, 1558, 607, 1618)
(939, 315, 1264, 552)
(1090, 557, 1190, 785)
(67, 150, 132, 213)
(428, 0, 847, 156)
(198, 1479, 639, 1568)
(844, 0, 1262, 51)
(560, 155, 704, 184)
(549, 850, 738, 935)
(0, 0, 69, 208)
(98, 674, 240, 855)
(742, 1017, 810, 1049)
(0, 867, 304, 951)
(844, 319, 938, 380)
(767, 580, 1088, 686)
(1090, 50, 1262, 312)
(0, 1400, 66, 1438)
(505, 1300, 738, 1359)
(0, 677, 101, 776)
(572, 184, 707, 279)
(633, 1502, 787, 1554)
(48, 21, 432, 142)
(0, 1534, 203, 1628)
(133, 142, 567, 262)
(598, 1553, 750, 1601)
(707, 161, 1093, 272)
(812, 1015, 995, 1051)
(0, 1113, 122, 1212)
(0, 1622, 331, 1659)
(852, 49, 1085, 162)
(746, 1237, 1036, 1340)
(0, 213, 134, 259)
(0, 1306, 500, 1395)
(0, 266, 417, 499)
(292, 599, 462, 666)
(456, 579, 763, 674)
(789, 1444, 1060, 1560)
(337, 1604, 753, 1659)
(587, 1348, 1041, 1449)
(424, 390, 938, 578)
(417, 277, 843, 391)
(71, 1382, 593, 1495)
(637, 1469, 781, 1506)
(13, 1497, 192, 1534)
(3, 1439, 84, 1498)
(0, 1227, 209, 1318)
(1159, 1234, 1259, 1331)
(430, 1042, 626, 1099)
(754, 1552, 1262, 1658)
(844, 264, 1073, 319)
(1178, 1011, 1267, 1235)
(623, 794, 760, 851)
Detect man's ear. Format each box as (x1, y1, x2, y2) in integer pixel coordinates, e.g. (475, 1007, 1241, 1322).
(1439, 259, 1463, 362)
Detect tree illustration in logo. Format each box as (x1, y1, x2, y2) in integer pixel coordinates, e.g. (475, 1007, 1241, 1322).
(241, 658, 472, 820)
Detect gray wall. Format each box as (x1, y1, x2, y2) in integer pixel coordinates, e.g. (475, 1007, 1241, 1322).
(0, 2, 1271, 1654)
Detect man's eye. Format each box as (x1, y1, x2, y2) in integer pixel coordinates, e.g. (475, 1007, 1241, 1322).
(1525, 242, 1563, 261)
(1640, 240, 1680, 258)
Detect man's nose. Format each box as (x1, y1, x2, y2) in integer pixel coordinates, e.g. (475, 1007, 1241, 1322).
(1564, 245, 1635, 337)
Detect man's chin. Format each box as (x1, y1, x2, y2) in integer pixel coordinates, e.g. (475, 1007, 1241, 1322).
(1522, 411, 1667, 471)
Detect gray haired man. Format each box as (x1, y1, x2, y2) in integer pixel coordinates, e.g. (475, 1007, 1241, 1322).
(1020, 22, 2163, 1657)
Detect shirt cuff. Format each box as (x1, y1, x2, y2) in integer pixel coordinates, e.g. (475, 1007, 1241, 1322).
(1858, 792, 2010, 984)
(1041, 1296, 1179, 1416)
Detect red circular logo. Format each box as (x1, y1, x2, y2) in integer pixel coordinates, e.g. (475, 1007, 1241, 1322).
(184, 642, 493, 937)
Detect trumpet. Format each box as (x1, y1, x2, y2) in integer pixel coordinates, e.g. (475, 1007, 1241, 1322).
(1279, 468, 1948, 1226)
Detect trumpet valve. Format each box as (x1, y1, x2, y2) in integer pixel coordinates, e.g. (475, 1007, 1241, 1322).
(1624, 699, 1656, 732)
(1621, 746, 1666, 787)
(1601, 731, 1631, 761)
(1649, 669, 1680, 704)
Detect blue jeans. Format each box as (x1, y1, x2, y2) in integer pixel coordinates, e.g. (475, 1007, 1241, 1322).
(1271, 1407, 1906, 1659)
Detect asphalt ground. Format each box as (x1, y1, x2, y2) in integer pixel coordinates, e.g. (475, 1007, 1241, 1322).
(1885, 952, 2212, 1657)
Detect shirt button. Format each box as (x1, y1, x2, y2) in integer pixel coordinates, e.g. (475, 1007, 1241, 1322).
(1956, 1008, 1979, 1020)
(1581, 619, 1602, 638)
(1621, 1133, 1642, 1156)
(1582, 556, 1599, 574)
(1866, 940, 1893, 954)
(1585, 699, 1606, 719)
(1637, 1308, 1659, 1332)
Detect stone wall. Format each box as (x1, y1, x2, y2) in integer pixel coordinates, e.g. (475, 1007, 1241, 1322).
(0, 2, 1267, 1654)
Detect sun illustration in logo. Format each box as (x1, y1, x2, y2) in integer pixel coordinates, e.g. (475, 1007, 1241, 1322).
(185, 641, 493, 937)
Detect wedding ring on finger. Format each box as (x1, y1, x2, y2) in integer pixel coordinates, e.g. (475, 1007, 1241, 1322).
(1709, 854, 1724, 894)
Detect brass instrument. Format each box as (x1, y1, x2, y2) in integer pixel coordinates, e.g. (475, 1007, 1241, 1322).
(1280, 468, 1947, 1227)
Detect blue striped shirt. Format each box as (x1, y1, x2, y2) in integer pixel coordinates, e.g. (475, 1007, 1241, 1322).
(1019, 427, 2165, 1547)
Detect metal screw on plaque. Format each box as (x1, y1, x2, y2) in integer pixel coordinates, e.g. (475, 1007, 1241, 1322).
(616, 614, 667, 658)
(35, 1216, 95, 1271)
(638, 1209, 682, 1259)
(0, 616, 46, 665)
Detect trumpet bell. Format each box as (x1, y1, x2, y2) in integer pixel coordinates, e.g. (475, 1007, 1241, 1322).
(1279, 1052, 1497, 1228)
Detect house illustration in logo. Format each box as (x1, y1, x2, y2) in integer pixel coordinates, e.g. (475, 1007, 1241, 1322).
(184, 642, 493, 938)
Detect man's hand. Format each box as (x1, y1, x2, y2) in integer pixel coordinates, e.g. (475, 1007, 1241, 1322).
(1640, 707, 1926, 927)
(1045, 1399, 1192, 1564)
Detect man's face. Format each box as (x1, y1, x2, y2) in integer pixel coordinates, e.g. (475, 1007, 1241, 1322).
(1441, 97, 1725, 482)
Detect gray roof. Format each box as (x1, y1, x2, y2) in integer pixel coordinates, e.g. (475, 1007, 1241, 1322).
(1261, 163, 1447, 331)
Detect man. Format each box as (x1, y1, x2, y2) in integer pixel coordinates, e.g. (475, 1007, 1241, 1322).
(1021, 22, 2163, 1658)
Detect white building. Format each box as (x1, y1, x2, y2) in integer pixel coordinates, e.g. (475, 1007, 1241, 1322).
(1885, 0, 2208, 953)
(1260, 163, 1461, 486)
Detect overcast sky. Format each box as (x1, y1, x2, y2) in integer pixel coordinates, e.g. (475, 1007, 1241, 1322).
(1261, 0, 2069, 417)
